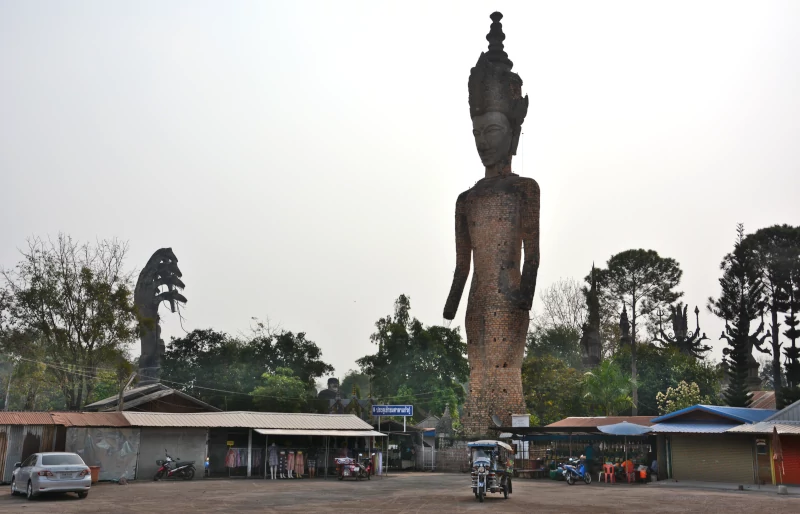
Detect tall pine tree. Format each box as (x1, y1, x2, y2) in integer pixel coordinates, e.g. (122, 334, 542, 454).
(708, 224, 768, 407)
(745, 225, 799, 407)
(783, 269, 800, 405)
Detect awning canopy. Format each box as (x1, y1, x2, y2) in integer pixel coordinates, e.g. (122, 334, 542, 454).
(254, 429, 387, 437)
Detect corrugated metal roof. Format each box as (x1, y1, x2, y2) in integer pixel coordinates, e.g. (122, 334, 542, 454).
(766, 399, 800, 422)
(254, 429, 386, 437)
(50, 412, 130, 427)
(84, 383, 165, 408)
(748, 391, 776, 410)
(728, 421, 800, 435)
(649, 422, 739, 434)
(547, 416, 656, 428)
(0, 412, 56, 425)
(651, 405, 776, 424)
(123, 411, 374, 430)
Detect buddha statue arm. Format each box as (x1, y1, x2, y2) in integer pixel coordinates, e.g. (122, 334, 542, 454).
(444, 193, 471, 320)
(518, 179, 540, 311)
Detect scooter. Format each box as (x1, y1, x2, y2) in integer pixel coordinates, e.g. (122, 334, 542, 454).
(561, 457, 591, 485)
(153, 449, 196, 481)
(357, 454, 372, 480)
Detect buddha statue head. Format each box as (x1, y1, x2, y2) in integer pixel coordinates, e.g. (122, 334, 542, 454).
(468, 12, 529, 169)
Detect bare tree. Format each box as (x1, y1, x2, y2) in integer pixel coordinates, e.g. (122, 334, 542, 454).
(536, 278, 587, 332)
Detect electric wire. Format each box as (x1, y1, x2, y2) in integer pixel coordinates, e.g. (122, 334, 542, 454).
(1, 353, 467, 404)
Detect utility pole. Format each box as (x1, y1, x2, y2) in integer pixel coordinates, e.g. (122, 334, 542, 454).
(4, 356, 16, 412)
(116, 373, 137, 412)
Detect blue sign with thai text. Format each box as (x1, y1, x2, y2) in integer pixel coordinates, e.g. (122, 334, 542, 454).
(372, 405, 413, 417)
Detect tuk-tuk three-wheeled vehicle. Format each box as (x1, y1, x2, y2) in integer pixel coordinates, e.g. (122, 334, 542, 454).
(468, 440, 514, 502)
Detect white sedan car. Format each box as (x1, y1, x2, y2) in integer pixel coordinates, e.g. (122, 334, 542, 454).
(11, 452, 91, 500)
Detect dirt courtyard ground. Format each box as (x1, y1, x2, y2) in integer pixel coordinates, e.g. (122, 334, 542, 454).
(0, 473, 796, 513)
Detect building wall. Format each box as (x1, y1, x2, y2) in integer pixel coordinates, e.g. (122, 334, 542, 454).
(779, 436, 800, 485)
(435, 446, 470, 473)
(65, 427, 141, 482)
(670, 434, 755, 484)
(137, 427, 207, 479)
(0, 425, 57, 484)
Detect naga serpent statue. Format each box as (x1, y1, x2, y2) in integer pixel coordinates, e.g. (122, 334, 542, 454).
(134, 248, 186, 386)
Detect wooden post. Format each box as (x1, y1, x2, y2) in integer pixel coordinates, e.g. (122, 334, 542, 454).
(116, 373, 137, 411)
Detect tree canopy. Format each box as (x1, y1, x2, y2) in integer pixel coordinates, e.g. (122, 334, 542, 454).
(162, 327, 333, 411)
(0, 235, 137, 409)
(356, 295, 468, 421)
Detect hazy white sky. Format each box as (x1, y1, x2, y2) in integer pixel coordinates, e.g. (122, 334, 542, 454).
(2, 1, 799, 383)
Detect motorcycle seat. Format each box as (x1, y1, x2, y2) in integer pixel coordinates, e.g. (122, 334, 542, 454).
(175, 460, 196, 466)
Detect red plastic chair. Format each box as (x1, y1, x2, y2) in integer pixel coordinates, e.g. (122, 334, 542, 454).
(602, 463, 616, 483)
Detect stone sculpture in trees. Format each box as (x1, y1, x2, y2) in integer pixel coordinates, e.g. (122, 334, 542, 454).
(443, 12, 538, 436)
(580, 266, 602, 368)
(134, 248, 186, 385)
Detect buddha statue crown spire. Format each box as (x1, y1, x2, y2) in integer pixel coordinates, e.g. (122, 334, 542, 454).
(468, 12, 529, 155)
(486, 12, 512, 69)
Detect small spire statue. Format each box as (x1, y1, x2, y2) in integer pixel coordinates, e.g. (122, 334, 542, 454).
(580, 264, 602, 368)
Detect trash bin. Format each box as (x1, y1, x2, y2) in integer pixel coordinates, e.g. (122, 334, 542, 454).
(89, 466, 100, 484)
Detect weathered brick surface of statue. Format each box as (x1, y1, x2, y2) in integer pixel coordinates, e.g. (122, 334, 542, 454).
(443, 12, 539, 436)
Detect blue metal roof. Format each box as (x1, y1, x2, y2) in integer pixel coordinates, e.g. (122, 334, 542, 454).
(649, 422, 739, 434)
(650, 405, 777, 424)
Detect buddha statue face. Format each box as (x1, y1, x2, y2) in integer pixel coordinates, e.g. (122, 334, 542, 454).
(472, 111, 513, 167)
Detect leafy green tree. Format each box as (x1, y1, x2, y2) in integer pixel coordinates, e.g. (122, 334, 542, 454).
(612, 344, 720, 416)
(340, 370, 372, 399)
(582, 360, 634, 416)
(0, 235, 137, 409)
(745, 224, 800, 407)
(526, 325, 582, 369)
(162, 327, 333, 411)
(521, 355, 585, 425)
(251, 367, 312, 412)
(594, 249, 683, 414)
(357, 295, 468, 421)
(656, 381, 711, 415)
(708, 224, 769, 407)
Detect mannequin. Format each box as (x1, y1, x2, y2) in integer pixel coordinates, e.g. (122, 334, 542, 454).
(268, 443, 278, 480)
(279, 449, 287, 479)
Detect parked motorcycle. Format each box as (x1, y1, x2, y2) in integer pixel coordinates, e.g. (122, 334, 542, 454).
(153, 449, 196, 481)
(560, 457, 591, 485)
(335, 456, 370, 481)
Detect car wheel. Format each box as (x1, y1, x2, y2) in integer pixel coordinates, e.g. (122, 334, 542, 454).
(78, 491, 88, 499)
(26, 481, 34, 500)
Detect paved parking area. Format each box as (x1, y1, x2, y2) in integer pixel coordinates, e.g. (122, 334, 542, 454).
(0, 473, 797, 513)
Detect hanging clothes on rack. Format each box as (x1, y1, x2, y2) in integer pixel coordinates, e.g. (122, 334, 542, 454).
(225, 448, 236, 468)
(279, 451, 287, 478)
(287, 451, 295, 478)
(295, 451, 305, 477)
(251, 448, 262, 470)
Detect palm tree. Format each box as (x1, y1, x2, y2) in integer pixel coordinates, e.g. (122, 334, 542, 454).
(582, 360, 635, 416)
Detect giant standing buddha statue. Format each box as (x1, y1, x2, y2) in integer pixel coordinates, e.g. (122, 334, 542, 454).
(443, 12, 539, 436)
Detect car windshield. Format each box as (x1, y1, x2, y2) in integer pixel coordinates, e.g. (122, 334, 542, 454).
(42, 454, 85, 466)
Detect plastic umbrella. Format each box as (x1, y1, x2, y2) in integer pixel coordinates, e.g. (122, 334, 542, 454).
(597, 422, 652, 462)
(772, 426, 784, 485)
